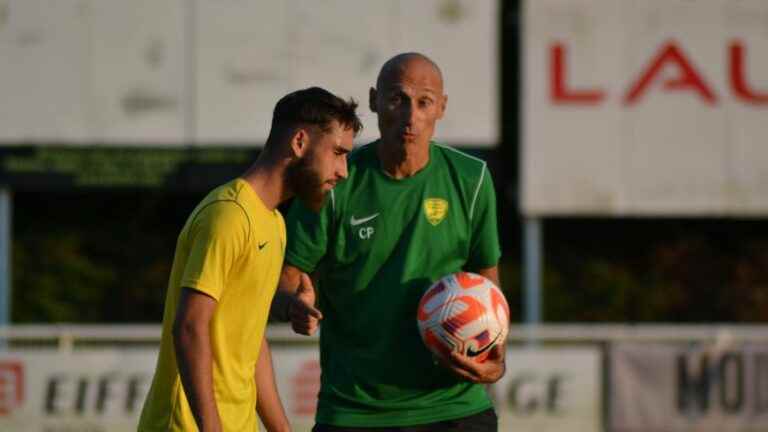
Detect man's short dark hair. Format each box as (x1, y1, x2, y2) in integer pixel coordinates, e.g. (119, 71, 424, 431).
(268, 87, 363, 145)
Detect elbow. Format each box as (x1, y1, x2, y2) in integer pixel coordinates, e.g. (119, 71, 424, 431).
(172, 314, 205, 349)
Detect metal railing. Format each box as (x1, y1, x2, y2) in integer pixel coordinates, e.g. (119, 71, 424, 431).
(2, 323, 767, 351)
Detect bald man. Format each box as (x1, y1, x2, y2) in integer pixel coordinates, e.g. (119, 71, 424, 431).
(275, 53, 505, 431)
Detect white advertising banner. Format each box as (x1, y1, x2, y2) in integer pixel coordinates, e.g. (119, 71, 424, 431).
(522, 0, 768, 216)
(272, 346, 603, 432)
(268, 345, 319, 432)
(0, 349, 157, 432)
(611, 343, 768, 431)
(0, 0, 497, 146)
(492, 347, 602, 432)
(0, 346, 601, 431)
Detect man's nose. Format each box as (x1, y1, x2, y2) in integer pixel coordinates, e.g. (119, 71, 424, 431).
(337, 158, 348, 179)
(401, 101, 416, 126)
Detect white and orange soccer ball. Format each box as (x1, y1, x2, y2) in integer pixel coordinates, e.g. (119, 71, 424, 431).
(417, 272, 510, 363)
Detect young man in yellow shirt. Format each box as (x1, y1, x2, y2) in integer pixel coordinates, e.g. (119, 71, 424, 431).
(138, 87, 362, 432)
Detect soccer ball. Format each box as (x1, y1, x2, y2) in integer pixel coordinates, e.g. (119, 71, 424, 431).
(417, 272, 510, 363)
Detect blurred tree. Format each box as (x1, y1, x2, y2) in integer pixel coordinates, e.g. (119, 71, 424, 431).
(11, 191, 199, 323)
(542, 219, 768, 322)
(13, 230, 114, 322)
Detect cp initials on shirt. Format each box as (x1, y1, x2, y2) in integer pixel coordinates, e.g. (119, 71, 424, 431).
(351, 213, 379, 240)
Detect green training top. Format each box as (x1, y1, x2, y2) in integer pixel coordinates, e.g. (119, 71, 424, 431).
(285, 140, 501, 427)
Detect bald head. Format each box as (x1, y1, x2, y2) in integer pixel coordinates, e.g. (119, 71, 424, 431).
(375, 52, 444, 91)
(369, 52, 447, 153)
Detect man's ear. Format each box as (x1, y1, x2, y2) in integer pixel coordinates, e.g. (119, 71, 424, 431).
(290, 128, 309, 158)
(437, 94, 448, 120)
(369, 87, 378, 113)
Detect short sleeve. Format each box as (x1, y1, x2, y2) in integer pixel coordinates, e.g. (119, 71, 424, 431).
(466, 165, 501, 270)
(284, 194, 333, 272)
(180, 201, 249, 301)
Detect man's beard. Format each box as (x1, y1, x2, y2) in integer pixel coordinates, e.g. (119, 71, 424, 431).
(286, 155, 326, 212)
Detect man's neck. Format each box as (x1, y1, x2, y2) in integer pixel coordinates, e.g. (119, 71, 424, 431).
(377, 139, 431, 179)
(239, 155, 292, 211)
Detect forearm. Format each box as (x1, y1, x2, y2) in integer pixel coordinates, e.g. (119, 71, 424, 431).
(173, 316, 221, 431)
(270, 266, 303, 321)
(255, 338, 290, 432)
(475, 265, 500, 288)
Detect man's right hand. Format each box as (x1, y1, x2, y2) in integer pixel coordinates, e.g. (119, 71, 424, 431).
(288, 273, 323, 335)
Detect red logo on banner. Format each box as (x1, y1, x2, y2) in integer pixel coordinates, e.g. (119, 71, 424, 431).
(291, 360, 320, 416)
(0, 361, 24, 415)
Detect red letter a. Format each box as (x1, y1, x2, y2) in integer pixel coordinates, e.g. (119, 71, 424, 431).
(624, 41, 717, 106)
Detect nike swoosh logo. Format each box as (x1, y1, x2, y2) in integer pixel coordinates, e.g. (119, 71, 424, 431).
(350, 213, 379, 226)
(258, 242, 268, 250)
(466, 332, 502, 358)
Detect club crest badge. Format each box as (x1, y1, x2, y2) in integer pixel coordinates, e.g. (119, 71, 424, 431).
(423, 198, 449, 226)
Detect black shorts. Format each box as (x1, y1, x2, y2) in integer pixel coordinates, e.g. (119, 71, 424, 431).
(311, 408, 498, 432)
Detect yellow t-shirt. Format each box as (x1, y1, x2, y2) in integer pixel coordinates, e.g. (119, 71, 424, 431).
(138, 179, 286, 432)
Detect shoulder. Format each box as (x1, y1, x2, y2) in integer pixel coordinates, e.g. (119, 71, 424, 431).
(205, 182, 251, 220)
(347, 141, 377, 169)
(432, 143, 495, 220)
(190, 187, 251, 236)
(432, 142, 488, 183)
(194, 200, 250, 231)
